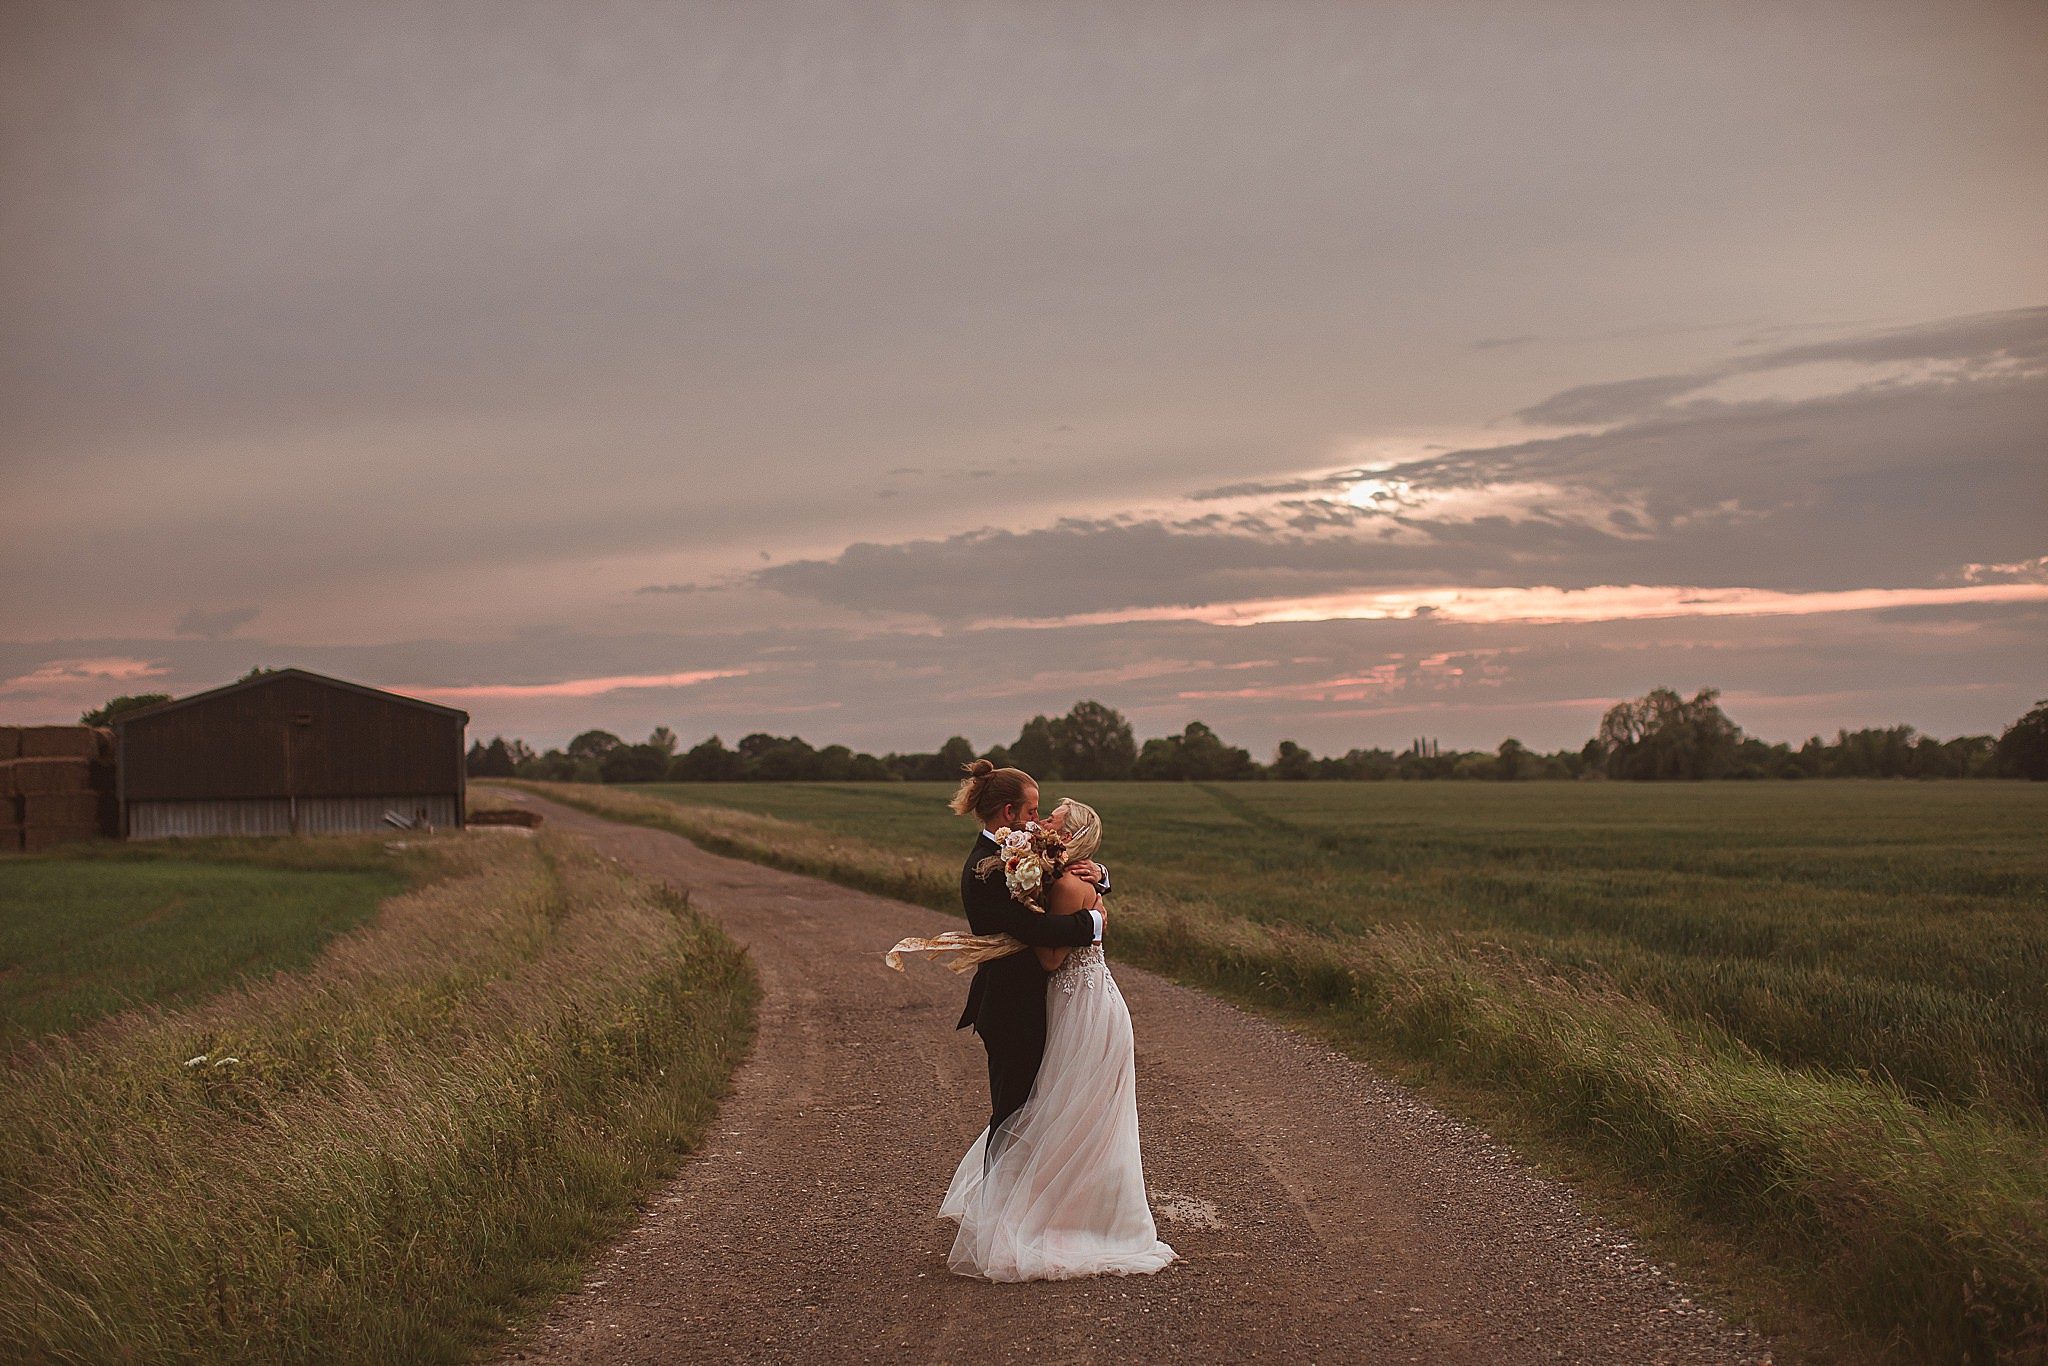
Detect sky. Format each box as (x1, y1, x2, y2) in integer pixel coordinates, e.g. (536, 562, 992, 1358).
(3, 0, 2044, 757)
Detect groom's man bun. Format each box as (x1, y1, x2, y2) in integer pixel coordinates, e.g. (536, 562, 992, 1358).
(949, 759, 1034, 821)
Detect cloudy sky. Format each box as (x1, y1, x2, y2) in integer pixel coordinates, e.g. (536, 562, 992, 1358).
(4, 1, 2044, 756)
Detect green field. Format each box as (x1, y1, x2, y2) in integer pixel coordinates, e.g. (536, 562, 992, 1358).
(0, 839, 410, 1048)
(619, 780, 2048, 1119)
(0, 831, 756, 1364)
(510, 777, 2048, 1363)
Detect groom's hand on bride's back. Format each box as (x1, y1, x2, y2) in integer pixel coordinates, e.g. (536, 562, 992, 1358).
(1068, 860, 1110, 895)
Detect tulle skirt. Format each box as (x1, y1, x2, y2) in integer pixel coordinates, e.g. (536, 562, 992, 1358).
(940, 947, 1178, 1281)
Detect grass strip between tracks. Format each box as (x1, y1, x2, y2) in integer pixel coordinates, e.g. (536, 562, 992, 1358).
(0, 828, 757, 1363)
(503, 779, 2047, 1364)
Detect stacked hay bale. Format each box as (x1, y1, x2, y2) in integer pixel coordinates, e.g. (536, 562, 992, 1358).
(0, 725, 117, 853)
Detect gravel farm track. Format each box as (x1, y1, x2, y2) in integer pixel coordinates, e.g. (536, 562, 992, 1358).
(492, 788, 1773, 1365)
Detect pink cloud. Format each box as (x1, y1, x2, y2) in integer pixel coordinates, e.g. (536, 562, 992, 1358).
(408, 668, 747, 701)
(0, 656, 170, 695)
(980, 582, 2048, 630)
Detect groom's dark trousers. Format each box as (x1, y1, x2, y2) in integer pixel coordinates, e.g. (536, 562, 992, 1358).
(956, 834, 1097, 1148)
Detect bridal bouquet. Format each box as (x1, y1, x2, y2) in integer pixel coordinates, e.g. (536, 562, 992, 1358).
(883, 821, 1071, 976)
(984, 820, 1070, 910)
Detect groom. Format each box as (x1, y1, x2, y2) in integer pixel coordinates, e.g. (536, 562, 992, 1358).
(955, 764, 1109, 1149)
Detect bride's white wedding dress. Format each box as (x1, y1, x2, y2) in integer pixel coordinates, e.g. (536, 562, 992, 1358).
(940, 944, 1177, 1281)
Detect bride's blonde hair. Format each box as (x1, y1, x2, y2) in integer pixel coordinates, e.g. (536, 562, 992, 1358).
(1051, 798, 1101, 864)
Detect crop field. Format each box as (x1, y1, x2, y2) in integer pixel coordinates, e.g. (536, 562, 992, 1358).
(618, 780, 2048, 1119)
(0, 838, 410, 1048)
(510, 777, 2048, 1361)
(0, 830, 756, 1364)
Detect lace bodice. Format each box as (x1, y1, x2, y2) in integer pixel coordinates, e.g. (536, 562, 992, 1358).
(1051, 944, 1106, 995)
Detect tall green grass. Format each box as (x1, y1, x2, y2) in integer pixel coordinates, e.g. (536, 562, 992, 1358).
(503, 779, 2048, 1363)
(0, 839, 411, 1047)
(0, 830, 757, 1363)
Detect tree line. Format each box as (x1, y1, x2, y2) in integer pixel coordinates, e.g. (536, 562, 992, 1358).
(465, 690, 2048, 783)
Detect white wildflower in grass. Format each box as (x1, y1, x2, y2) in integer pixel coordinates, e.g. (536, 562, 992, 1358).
(183, 1055, 208, 1068)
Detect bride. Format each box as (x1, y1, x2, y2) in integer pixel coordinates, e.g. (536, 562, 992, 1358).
(938, 798, 1178, 1282)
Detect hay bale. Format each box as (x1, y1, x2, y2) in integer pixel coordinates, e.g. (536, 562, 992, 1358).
(20, 726, 97, 758)
(8, 758, 94, 793)
(0, 766, 16, 800)
(0, 725, 19, 760)
(91, 726, 115, 762)
(23, 824, 99, 852)
(24, 792, 100, 827)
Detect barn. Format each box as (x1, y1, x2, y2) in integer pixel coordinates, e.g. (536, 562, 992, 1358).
(115, 669, 468, 839)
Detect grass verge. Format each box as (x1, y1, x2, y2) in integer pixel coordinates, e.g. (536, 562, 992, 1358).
(501, 779, 2047, 1364)
(0, 827, 757, 1364)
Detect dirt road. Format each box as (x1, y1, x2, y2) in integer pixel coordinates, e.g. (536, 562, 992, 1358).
(495, 790, 1768, 1364)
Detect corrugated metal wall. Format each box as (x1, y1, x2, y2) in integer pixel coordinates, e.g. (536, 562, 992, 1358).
(127, 795, 460, 840)
(120, 673, 465, 802)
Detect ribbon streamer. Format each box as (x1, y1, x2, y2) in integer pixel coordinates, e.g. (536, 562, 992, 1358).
(884, 931, 1027, 974)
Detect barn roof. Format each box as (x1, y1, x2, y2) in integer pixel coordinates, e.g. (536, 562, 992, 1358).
(112, 667, 470, 728)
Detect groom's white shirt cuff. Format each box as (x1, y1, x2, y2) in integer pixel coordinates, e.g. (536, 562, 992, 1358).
(982, 828, 1104, 943)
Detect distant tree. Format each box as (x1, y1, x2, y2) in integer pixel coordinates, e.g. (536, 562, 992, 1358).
(850, 752, 895, 780)
(518, 747, 579, 781)
(737, 732, 820, 780)
(600, 742, 670, 783)
(1133, 735, 1178, 780)
(1271, 740, 1314, 781)
(1995, 699, 2048, 780)
(566, 730, 624, 764)
(935, 735, 978, 779)
(1055, 701, 1138, 780)
(647, 725, 680, 757)
(1007, 715, 1063, 780)
(1596, 687, 1744, 780)
(80, 693, 173, 727)
(1451, 751, 1498, 780)
(814, 744, 856, 781)
(1135, 721, 1256, 781)
(673, 734, 746, 781)
(1331, 747, 1398, 781)
(237, 666, 282, 681)
(1496, 737, 1529, 780)
(467, 736, 517, 778)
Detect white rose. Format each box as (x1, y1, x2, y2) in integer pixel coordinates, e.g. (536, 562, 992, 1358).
(1013, 862, 1043, 890)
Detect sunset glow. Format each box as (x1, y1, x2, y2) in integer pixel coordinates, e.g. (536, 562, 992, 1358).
(408, 670, 747, 701)
(982, 582, 2048, 631)
(0, 657, 170, 696)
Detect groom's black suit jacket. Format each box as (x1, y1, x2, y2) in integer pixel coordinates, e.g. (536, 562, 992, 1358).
(954, 834, 1098, 1043)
